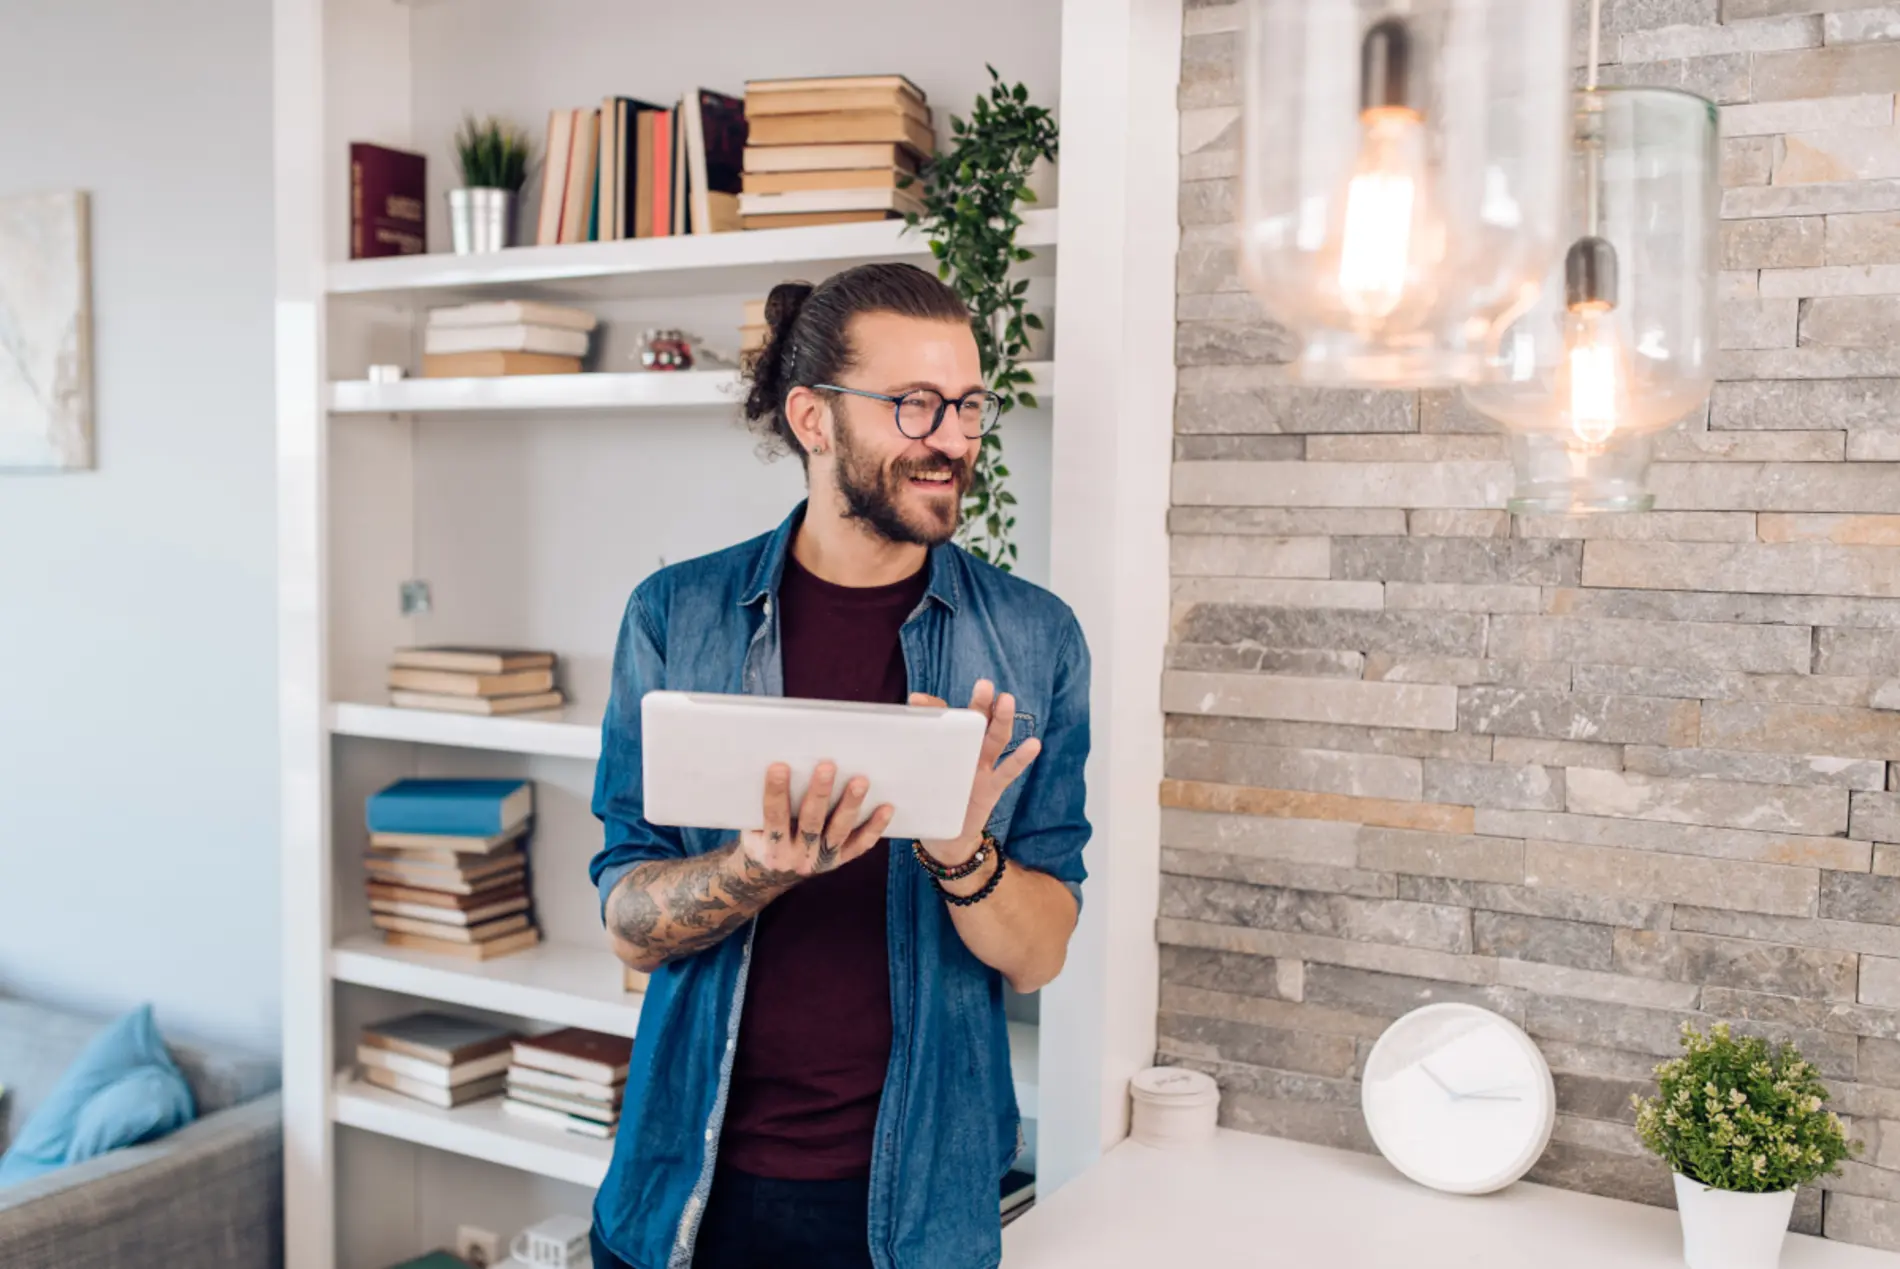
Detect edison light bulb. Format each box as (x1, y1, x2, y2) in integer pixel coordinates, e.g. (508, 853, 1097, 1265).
(1551, 236, 1632, 446)
(1558, 305, 1631, 445)
(1337, 107, 1430, 320)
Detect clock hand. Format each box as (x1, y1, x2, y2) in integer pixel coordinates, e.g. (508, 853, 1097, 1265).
(1418, 1062, 1461, 1101)
(1460, 1082, 1529, 1099)
(1458, 1092, 1525, 1102)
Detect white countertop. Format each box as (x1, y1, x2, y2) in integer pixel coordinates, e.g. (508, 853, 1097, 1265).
(1003, 1130, 1900, 1267)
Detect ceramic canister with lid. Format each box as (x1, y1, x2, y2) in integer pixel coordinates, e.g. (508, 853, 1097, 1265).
(1129, 1066, 1221, 1147)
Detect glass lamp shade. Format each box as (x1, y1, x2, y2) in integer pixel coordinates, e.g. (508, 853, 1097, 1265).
(1462, 88, 1720, 514)
(1239, 0, 1571, 388)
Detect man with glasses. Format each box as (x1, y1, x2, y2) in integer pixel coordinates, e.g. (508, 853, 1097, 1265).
(588, 262, 1092, 1269)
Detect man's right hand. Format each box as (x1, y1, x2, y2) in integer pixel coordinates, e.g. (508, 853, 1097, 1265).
(740, 761, 893, 879)
(606, 762, 895, 973)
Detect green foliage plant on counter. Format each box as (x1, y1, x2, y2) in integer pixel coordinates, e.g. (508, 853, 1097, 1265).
(1633, 1021, 1855, 1193)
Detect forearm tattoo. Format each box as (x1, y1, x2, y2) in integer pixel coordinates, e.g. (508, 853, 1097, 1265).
(608, 843, 801, 965)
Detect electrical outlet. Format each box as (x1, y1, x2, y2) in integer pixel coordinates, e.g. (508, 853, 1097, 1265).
(455, 1225, 500, 1268)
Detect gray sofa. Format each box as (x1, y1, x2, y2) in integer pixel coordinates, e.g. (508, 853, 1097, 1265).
(0, 998, 283, 1269)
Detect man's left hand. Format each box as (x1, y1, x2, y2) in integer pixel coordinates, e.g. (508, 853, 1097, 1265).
(908, 679, 1041, 867)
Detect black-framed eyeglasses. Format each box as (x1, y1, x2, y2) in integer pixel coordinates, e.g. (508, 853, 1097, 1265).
(815, 383, 1003, 440)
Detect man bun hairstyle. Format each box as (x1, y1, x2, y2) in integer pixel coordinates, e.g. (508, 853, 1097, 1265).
(742, 261, 970, 462)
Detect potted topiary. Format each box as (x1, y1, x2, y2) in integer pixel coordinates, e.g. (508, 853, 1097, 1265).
(448, 114, 531, 254)
(1634, 1022, 1856, 1269)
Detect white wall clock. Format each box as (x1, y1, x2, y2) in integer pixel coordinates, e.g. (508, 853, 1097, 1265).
(1361, 1002, 1557, 1194)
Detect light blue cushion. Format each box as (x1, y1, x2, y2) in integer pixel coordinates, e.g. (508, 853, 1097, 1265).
(0, 1004, 195, 1185)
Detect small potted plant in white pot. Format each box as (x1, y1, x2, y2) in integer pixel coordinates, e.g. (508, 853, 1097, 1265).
(448, 114, 531, 253)
(1634, 1021, 1855, 1269)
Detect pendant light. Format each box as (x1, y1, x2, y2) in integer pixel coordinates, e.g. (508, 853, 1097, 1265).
(1238, 0, 1571, 388)
(1461, 0, 1719, 514)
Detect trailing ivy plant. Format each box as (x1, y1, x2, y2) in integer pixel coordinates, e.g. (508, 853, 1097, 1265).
(454, 115, 532, 192)
(906, 67, 1058, 571)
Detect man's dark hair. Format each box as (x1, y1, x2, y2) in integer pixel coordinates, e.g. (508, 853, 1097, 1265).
(741, 261, 970, 463)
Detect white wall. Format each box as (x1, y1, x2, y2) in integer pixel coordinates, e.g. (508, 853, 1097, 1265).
(0, 0, 280, 1053)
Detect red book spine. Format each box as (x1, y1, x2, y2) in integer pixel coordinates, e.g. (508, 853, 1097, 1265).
(349, 142, 426, 258)
(651, 111, 673, 238)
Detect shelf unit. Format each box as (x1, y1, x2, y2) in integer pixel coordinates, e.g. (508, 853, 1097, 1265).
(327, 207, 1058, 303)
(280, 2, 1174, 1265)
(329, 701, 604, 759)
(327, 362, 1055, 417)
(330, 936, 643, 1038)
(332, 1071, 614, 1189)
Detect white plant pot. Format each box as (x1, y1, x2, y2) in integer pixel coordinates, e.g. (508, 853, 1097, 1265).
(1673, 1173, 1796, 1269)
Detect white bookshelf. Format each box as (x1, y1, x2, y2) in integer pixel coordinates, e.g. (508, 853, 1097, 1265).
(327, 207, 1059, 304)
(327, 362, 1055, 417)
(331, 935, 643, 1037)
(332, 1071, 613, 1188)
(279, 1, 1173, 1265)
(329, 701, 603, 759)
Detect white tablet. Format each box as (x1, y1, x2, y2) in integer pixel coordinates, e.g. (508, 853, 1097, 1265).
(639, 690, 988, 842)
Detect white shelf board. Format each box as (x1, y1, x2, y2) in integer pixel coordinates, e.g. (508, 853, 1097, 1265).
(328, 370, 744, 415)
(327, 362, 1054, 418)
(327, 208, 1059, 304)
(1010, 1020, 1040, 1120)
(329, 701, 602, 760)
(331, 935, 642, 1037)
(331, 1071, 611, 1188)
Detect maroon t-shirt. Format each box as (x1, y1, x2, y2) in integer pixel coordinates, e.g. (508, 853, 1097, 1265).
(718, 550, 928, 1180)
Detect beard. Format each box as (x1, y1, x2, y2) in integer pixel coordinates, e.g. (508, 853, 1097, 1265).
(831, 419, 975, 547)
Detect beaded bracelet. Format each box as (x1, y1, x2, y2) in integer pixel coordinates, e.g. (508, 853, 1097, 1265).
(912, 833, 994, 883)
(936, 846, 1007, 908)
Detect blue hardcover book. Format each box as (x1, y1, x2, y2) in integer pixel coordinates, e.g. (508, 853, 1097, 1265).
(366, 778, 534, 838)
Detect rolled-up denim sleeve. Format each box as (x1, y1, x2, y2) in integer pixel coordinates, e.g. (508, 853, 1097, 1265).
(1001, 615, 1091, 907)
(590, 585, 688, 920)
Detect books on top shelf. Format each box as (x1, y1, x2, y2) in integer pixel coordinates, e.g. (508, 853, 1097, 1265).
(739, 76, 932, 232)
(358, 1012, 518, 1109)
(387, 645, 566, 716)
(421, 303, 598, 377)
(536, 87, 746, 248)
(502, 1027, 633, 1139)
(350, 142, 426, 259)
(363, 778, 542, 960)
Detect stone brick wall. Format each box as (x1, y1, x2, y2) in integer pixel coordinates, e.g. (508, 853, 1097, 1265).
(1170, 0, 1900, 1248)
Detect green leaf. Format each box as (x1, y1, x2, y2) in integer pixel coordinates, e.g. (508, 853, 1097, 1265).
(1023, 312, 1043, 330)
(1019, 392, 1039, 410)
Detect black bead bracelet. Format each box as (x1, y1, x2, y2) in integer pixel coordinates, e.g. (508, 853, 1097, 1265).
(936, 846, 1007, 907)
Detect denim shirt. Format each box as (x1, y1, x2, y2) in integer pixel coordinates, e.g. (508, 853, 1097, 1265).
(588, 505, 1092, 1269)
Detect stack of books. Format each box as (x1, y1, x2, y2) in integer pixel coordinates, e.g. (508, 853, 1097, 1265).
(1000, 1168, 1036, 1225)
(501, 1027, 633, 1139)
(387, 646, 565, 716)
(535, 88, 746, 245)
(364, 777, 541, 961)
(422, 302, 598, 378)
(357, 1011, 517, 1109)
(739, 75, 933, 230)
